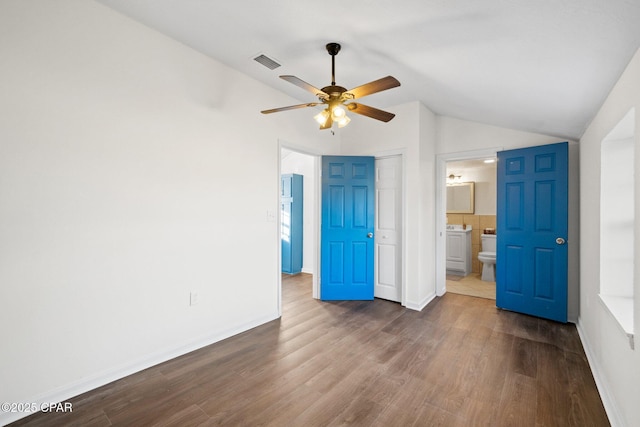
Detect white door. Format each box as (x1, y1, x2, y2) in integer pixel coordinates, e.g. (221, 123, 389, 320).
(374, 156, 402, 302)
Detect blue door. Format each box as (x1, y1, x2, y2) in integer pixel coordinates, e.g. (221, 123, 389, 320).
(281, 174, 303, 274)
(497, 142, 568, 322)
(321, 156, 375, 300)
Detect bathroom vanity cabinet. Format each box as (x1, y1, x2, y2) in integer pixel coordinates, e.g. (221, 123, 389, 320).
(446, 229, 472, 276)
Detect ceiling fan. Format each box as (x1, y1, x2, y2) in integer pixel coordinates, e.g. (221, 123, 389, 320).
(261, 42, 401, 129)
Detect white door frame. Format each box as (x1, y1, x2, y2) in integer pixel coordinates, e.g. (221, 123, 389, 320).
(435, 147, 502, 296)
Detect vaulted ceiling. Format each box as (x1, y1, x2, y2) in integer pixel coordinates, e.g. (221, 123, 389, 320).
(97, 0, 640, 140)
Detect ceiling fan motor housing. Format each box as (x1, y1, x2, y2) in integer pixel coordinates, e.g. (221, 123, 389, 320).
(326, 42, 341, 56)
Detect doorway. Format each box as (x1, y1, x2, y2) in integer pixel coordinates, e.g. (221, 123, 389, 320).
(444, 157, 498, 300)
(279, 147, 319, 314)
(436, 148, 501, 298)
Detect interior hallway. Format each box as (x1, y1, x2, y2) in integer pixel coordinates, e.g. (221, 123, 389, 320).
(10, 273, 608, 426)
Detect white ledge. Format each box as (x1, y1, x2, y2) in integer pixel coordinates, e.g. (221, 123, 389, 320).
(599, 294, 635, 350)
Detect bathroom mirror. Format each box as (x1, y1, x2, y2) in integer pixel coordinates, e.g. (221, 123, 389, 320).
(446, 182, 475, 214)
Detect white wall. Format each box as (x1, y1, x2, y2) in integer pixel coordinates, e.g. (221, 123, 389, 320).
(418, 104, 440, 307)
(281, 150, 315, 274)
(436, 116, 568, 153)
(578, 47, 640, 427)
(0, 1, 338, 424)
(472, 167, 497, 215)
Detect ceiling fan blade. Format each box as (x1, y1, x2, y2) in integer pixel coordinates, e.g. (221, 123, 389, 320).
(346, 103, 396, 122)
(280, 75, 329, 99)
(261, 102, 320, 114)
(346, 76, 401, 99)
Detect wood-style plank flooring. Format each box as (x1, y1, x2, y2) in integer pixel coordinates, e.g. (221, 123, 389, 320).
(11, 273, 609, 426)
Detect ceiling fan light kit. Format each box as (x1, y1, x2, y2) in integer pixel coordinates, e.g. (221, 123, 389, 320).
(261, 42, 400, 130)
(314, 109, 330, 125)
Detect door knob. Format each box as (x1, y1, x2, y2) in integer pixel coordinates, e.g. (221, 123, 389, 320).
(556, 237, 566, 245)
(367, 232, 374, 238)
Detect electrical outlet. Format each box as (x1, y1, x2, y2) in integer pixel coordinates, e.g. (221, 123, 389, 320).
(190, 291, 199, 306)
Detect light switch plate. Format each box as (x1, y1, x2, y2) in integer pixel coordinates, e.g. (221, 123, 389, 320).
(190, 291, 199, 306)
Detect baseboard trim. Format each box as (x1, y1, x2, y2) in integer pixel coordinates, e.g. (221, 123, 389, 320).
(575, 316, 624, 427)
(1, 313, 279, 426)
(405, 292, 437, 311)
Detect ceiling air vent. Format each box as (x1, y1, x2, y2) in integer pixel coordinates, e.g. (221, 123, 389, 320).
(253, 54, 281, 70)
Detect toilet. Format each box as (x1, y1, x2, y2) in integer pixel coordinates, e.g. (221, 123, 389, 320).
(478, 234, 497, 281)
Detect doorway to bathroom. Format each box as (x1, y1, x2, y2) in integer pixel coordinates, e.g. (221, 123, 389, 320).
(438, 149, 499, 301)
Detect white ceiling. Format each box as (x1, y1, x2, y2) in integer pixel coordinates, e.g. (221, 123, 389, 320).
(96, 0, 640, 140)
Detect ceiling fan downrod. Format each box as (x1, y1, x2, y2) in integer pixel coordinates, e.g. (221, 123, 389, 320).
(326, 42, 341, 86)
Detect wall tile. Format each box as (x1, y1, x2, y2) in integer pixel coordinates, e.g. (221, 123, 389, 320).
(479, 215, 497, 231)
(448, 214, 464, 224)
(463, 215, 480, 230)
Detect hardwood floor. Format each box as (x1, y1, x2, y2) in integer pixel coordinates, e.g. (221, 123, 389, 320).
(11, 273, 609, 426)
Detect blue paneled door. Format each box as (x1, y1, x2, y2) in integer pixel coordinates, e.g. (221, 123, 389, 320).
(281, 174, 303, 274)
(497, 142, 568, 322)
(321, 156, 375, 300)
